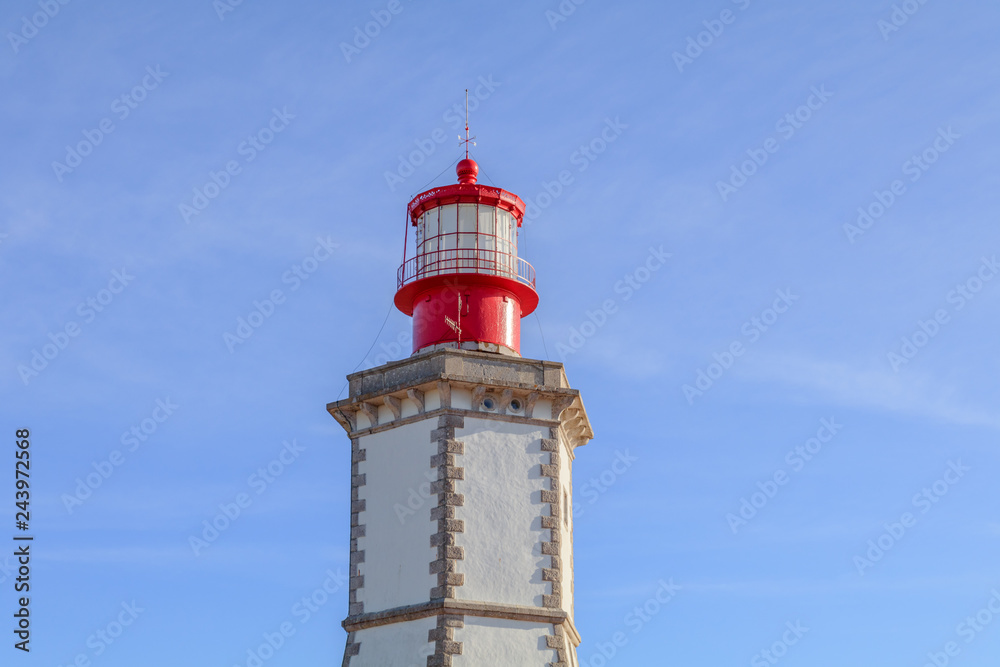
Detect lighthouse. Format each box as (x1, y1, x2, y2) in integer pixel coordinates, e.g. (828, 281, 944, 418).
(328, 146, 593, 665)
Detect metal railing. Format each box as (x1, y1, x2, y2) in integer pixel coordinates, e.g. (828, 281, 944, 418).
(397, 249, 536, 290)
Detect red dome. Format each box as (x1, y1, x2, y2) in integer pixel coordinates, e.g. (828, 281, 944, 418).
(456, 158, 479, 184)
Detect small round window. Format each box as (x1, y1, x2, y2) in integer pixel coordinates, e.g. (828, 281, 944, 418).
(509, 399, 523, 412)
(482, 397, 496, 411)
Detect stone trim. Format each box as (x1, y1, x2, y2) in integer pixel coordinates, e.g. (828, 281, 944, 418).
(539, 428, 562, 610)
(342, 599, 571, 632)
(342, 438, 367, 666)
(427, 614, 464, 667)
(562, 617, 582, 648)
(524, 391, 539, 418)
(498, 388, 514, 414)
(471, 385, 486, 409)
(557, 422, 577, 463)
(437, 380, 452, 409)
(348, 438, 366, 617)
(429, 412, 465, 667)
(407, 388, 426, 413)
(384, 395, 401, 420)
(545, 625, 568, 667)
(429, 413, 466, 601)
(358, 402, 378, 428)
(550, 395, 575, 420)
(341, 631, 360, 667)
(333, 406, 357, 431)
(559, 406, 587, 443)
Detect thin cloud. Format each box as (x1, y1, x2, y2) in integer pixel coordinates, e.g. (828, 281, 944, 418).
(741, 352, 1000, 430)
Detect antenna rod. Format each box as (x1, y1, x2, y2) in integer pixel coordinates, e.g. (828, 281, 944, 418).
(458, 89, 477, 159)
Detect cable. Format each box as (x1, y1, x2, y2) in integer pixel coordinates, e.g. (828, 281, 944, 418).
(410, 155, 461, 198)
(336, 207, 412, 401)
(335, 298, 395, 401)
(534, 312, 550, 360)
(470, 151, 497, 187)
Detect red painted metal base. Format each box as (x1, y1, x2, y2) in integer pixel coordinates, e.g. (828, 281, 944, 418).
(395, 274, 537, 355)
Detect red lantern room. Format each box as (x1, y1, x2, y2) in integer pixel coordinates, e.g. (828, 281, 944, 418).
(394, 157, 538, 356)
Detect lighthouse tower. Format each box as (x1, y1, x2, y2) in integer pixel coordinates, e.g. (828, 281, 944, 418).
(328, 152, 593, 666)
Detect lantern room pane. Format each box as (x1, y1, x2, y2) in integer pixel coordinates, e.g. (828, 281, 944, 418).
(496, 209, 508, 241)
(475, 206, 493, 273)
(456, 204, 474, 272)
(458, 231, 476, 248)
(439, 204, 456, 237)
(414, 208, 436, 275)
(424, 210, 438, 240)
(478, 205, 495, 237)
(458, 204, 476, 234)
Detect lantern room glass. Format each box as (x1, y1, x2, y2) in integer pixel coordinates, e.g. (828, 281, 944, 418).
(415, 203, 518, 278)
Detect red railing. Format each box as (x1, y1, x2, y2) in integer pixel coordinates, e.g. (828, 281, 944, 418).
(397, 249, 536, 290)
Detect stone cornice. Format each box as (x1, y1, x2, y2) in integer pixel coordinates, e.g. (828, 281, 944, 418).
(327, 350, 594, 449)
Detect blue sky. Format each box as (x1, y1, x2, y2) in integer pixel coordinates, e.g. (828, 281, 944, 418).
(2, 0, 999, 665)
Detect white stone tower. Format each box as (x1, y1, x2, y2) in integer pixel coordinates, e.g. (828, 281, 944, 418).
(328, 156, 592, 666)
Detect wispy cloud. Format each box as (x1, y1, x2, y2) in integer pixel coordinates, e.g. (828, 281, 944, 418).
(682, 572, 1000, 596)
(741, 352, 1000, 430)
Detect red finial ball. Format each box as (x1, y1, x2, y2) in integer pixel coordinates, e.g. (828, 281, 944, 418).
(456, 158, 479, 184)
